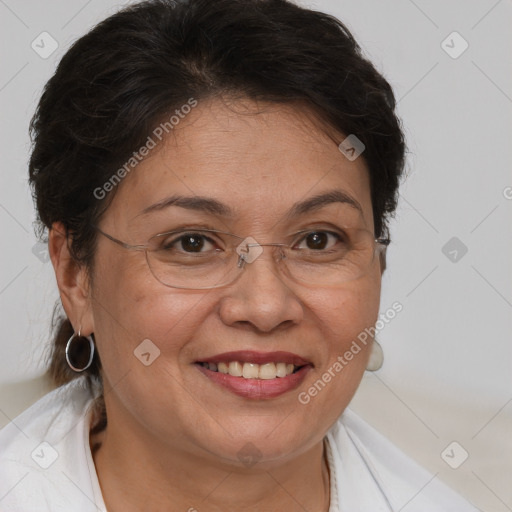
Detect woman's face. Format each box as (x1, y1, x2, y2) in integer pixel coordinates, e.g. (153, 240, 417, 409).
(85, 98, 382, 468)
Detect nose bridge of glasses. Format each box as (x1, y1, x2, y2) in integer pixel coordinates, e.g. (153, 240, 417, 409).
(235, 236, 287, 267)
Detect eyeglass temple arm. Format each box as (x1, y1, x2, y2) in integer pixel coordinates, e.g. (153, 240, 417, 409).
(95, 227, 147, 250)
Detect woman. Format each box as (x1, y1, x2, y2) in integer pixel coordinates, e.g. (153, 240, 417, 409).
(0, 0, 478, 510)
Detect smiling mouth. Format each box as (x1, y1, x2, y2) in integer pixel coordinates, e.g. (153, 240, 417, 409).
(195, 351, 312, 399)
(197, 361, 303, 380)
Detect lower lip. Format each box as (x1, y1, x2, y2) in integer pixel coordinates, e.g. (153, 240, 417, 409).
(196, 364, 312, 399)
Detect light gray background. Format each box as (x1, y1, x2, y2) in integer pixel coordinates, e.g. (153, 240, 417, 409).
(1, 1, 511, 510)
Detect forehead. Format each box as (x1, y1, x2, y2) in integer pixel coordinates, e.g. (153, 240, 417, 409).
(105, 97, 373, 232)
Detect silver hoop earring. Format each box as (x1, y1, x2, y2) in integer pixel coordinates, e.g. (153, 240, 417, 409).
(65, 329, 95, 372)
(366, 339, 383, 371)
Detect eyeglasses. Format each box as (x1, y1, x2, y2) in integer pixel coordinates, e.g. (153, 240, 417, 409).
(95, 226, 390, 290)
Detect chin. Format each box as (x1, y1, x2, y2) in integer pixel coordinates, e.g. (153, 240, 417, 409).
(186, 413, 322, 470)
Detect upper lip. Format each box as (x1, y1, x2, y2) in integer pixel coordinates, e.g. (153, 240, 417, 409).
(196, 350, 311, 367)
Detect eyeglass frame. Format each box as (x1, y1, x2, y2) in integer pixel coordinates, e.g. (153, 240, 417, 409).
(94, 225, 390, 290)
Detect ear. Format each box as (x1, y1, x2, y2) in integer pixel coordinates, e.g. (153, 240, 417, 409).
(48, 222, 94, 336)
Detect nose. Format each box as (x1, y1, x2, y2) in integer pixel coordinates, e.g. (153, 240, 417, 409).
(218, 248, 304, 333)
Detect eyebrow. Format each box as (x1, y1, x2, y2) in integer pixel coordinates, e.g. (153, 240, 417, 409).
(137, 189, 363, 219)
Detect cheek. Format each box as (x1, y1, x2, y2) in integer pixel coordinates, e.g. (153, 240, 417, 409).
(90, 252, 207, 378)
(298, 277, 380, 413)
(312, 273, 381, 349)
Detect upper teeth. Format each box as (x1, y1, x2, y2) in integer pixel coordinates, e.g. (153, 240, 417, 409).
(202, 361, 296, 379)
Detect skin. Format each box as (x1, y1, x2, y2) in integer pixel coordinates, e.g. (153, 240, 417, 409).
(49, 97, 384, 512)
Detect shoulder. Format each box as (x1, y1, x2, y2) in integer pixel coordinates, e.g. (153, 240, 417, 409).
(326, 408, 480, 512)
(0, 377, 94, 446)
(0, 376, 105, 512)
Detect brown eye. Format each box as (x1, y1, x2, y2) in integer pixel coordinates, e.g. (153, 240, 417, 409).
(180, 234, 206, 252)
(161, 232, 216, 253)
(307, 232, 327, 250)
(296, 231, 340, 251)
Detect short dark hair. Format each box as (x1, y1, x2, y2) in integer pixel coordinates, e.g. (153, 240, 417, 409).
(28, 0, 405, 417)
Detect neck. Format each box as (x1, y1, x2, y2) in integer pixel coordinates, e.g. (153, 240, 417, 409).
(91, 411, 330, 512)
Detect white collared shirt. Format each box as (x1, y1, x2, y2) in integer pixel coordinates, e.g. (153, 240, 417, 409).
(0, 377, 478, 511)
